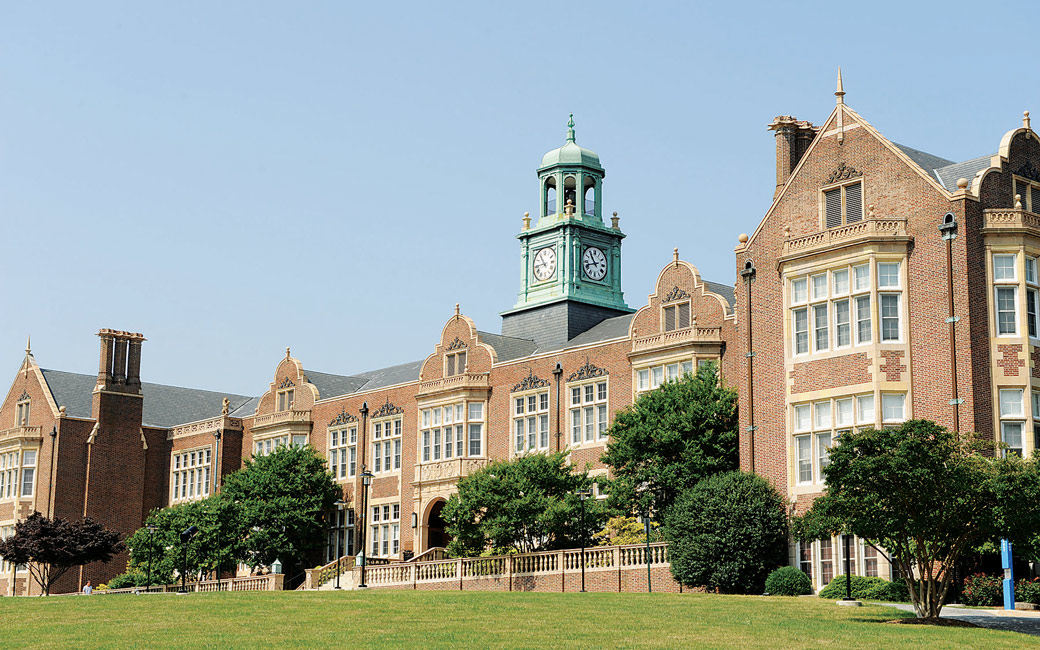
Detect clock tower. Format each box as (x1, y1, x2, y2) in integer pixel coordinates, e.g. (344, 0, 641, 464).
(501, 116, 632, 348)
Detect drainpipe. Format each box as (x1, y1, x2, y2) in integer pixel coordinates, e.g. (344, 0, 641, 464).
(939, 212, 960, 432)
(552, 362, 563, 452)
(740, 259, 757, 473)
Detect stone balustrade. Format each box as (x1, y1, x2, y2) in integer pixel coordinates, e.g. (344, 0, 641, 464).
(252, 409, 311, 429)
(99, 573, 284, 595)
(983, 208, 1040, 233)
(0, 425, 42, 444)
(352, 542, 677, 593)
(632, 327, 723, 353)
(416, 372, 490, 397)
(781, 218, 909, 260)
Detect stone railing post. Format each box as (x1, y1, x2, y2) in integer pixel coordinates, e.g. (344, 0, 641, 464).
(272, 574, 285, 591)
(458, 558, 464, 591)
(505, 554, 513, 591)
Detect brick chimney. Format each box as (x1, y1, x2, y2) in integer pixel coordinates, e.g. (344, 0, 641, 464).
(96, 329, 145, 394)
(767, 116, 819, 198)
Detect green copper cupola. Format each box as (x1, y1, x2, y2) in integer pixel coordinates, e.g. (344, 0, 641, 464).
(501, 116, 632, 348)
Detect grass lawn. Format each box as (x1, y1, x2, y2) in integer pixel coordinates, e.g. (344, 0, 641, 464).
(0, 591, 1029, 649)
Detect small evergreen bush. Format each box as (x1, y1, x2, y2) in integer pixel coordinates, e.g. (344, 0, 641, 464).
(818, 575, 909, 602)
(667, 471, 788, 594)
(961, 573, 1002, 607)
(764, 566, 812, 596)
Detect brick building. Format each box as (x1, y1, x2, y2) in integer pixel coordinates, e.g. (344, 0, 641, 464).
(734, 73, 1040, 587)
(0, 119, 735, 595)
(4, 82, 1037, 595)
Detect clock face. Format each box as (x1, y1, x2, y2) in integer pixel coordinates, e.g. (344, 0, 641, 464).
(533, 247, 557, 281)
(582, 247, 607, 280)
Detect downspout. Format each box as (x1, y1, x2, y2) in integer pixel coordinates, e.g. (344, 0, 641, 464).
(553, 362, 563, 452)
(740, 259, 757, 473)
(940, 212, 960, 432)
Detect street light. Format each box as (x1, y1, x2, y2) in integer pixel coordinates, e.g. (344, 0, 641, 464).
(334, 499, 347, 590)
(179, 525, 199, 594)
(642, 512, 653, 593)
(359, 468, 374, 588)
(146, 524, 157, 590)
(577, 489, 592, 593)
(213, 428, 222, 592)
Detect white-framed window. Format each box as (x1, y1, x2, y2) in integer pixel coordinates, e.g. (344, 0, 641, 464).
(999, 388, 1024, 457)
(514, 390, 550, 454)
(881, 393, 906, 425)
(370, 503, 401, 558)
(0, 450, 19, 500)
(171, 447, 211, 503)
(1032, 391, 1040, 457)
(823, 181, 863, 228)
(663, 301, 691, 332)
(1027, 257, 1039, 339)
(420, 401, 483, 462)
(789, 261, 887, 356)
(793, 395, 874, 485)
(328, 425, 358, 480)
(15, 398, 30, 427)
(253, 434, 306, 458)
(445, 351, 467, 377)
(635, 360, 695, 396)
(993, 253, 1019, 336)
(19, 450, 36, 498)
(276, 388, 295, 412)
(371, 417, 402, 474)
(570, 380, 609, 445)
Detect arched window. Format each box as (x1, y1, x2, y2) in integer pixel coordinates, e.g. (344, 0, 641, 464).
(583, 179, 596, 216)
(564, 176, 577, 213)
(544, 177, 557, 216)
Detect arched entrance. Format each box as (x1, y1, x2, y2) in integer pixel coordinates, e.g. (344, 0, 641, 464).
(425, 499, 448, 550)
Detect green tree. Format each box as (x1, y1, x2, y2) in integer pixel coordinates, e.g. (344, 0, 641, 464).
(592, 515, 664, 546)
(121, 494, 244, 586)
(794, 420, 1040, 620)
(0, 512, 123, 595)
(667, 471, 789, 594)
(601, 362, 737, 517)
(443, 452, 606, 556)
(220, 445, 339, 579)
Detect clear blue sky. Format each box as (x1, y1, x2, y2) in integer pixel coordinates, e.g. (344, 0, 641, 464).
(1, 1, 1035, 396)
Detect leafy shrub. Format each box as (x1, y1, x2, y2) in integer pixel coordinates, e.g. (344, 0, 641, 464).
(819, 575, 910, 602)
(593, 516, 664, 546)
(961, 573, 1002, 607)
(667, 471, 788, 594)
(106, 570, 148, 589)
(1017, 577, 1040, 605)
(764, 566, 812, 596)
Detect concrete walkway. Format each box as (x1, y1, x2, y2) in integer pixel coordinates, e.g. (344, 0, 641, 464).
(885, 603, 1040, 637)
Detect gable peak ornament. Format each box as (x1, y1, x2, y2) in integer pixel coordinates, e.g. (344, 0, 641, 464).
(663, 286, 690, 303)
(328, 410, 358, 427)
(371, 397, 404, 419)
(277, 377, 295, 389)
(446, 337, 467, 351)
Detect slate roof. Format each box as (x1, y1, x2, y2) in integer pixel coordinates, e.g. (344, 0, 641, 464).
(893, 143, 994, 192)
(305, 370, 369, 399)
(539, 314, 635, 353)
(477, 332, 538, 362)
(704, 280, 736, 309)
(39, 369, 253, 428)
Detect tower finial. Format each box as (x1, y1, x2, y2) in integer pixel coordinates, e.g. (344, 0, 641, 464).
(566, 113, 575, 143)
(835, 67, 845, 105)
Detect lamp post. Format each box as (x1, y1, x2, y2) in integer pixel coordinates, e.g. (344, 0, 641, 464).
(334, 499, 347, 589)
(843, 534, 853, 601)
(642, 512, 653, 593)
(146, 524, 157, 590)
(213, 428, 222, 592)
(179, 525, 199, 594)
(359, 469, 374, 588)
(577, 489, 591, 592)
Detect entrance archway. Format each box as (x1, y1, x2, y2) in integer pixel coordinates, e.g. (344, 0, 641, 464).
(425, 499, 448, 550)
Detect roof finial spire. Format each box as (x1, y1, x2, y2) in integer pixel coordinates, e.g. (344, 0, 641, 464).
(673, 247, 679, 266)
(285, 346, 291, 359)
(835, 67, 845, 105)
(455, 303, 460, 318)
(25, 335, 31, 357)
(566, 113, 575, 143)
(1024, 110, 1031, 130)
